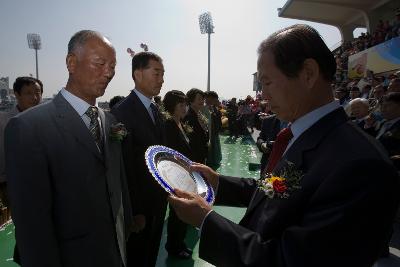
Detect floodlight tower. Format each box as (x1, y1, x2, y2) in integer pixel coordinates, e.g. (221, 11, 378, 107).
(199, 12, 214, 92)
(27, 33, 42, 79)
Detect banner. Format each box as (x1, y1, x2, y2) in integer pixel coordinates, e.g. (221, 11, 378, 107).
(348, 36, 400, 78)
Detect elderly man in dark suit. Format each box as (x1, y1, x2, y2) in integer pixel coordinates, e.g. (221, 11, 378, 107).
(112, 52, 166, 267)
(5, 30, 133, 267)
(169, 24, 400, 267)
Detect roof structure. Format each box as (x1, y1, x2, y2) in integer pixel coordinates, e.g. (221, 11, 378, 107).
(278, 0, 393, 41)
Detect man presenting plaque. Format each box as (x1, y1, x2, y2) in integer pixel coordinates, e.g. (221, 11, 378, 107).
(168, 24, 400, 266)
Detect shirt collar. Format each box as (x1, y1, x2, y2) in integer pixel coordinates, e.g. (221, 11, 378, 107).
(133, 88, 153, 109)
(60, 88, 93, 117)
(290, 100, 341, 142)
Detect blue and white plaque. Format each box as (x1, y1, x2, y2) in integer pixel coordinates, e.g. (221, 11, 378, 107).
(145, 145, 215, 205)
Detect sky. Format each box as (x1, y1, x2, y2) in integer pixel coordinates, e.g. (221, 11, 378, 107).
(0, 0, 344, 101)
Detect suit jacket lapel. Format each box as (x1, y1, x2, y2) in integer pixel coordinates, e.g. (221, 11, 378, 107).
(243, 108, 349, 218)
(129, 91, 165, 144)
(281, 108, 349, 170)
(53, 92, 104, 163)
(129, 91, 158, 131)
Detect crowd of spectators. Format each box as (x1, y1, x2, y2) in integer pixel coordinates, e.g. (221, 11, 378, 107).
(318, 10, 400, 171)
(221, 95, 268, 137)
(334, 9, 400, 84)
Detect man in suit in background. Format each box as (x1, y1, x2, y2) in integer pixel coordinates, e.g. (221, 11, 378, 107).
(348, 98, 371, 129)
(112, 52, 166, 267)
(5, 30, 132, 267)
(377, 92, 400, 165)
(169, 24, 399, 266)
(256, 114, 282, 175)
(0, 76, 43, 212)
(204, 91, 222, 170)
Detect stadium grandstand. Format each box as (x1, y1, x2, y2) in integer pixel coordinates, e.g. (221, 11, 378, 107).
(278, 0, 400, 82)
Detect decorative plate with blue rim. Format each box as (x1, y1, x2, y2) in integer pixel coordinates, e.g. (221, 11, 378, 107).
(145, 145, 215, 205)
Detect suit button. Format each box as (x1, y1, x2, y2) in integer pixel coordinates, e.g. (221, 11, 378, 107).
(109, 191, 113, 198)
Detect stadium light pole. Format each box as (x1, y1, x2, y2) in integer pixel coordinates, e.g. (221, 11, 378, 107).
(27, 33, 42, 79)
(199, 12, 214, 92)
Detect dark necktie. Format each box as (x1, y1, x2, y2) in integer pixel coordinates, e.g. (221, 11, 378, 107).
(150, 103, 160, 125)
(264, 127, 293, 174)
(150, 103, 162, 139)
(85, 106, 102, 150)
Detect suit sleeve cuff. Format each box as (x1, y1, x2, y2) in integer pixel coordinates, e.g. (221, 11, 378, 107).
(198, 210, 214, 236)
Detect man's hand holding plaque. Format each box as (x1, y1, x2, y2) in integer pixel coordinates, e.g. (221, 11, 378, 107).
(168, 163, 219, 227)
(168, 188, 212, 228)
(189, 163, 219, 192)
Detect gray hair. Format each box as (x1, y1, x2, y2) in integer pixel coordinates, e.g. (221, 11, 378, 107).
(349, 98, 369, 108)
(67, 30, 108, 54)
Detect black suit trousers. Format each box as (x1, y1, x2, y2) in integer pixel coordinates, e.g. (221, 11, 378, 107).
(127, 209, 166, 267)
(165, 204, 188, 252)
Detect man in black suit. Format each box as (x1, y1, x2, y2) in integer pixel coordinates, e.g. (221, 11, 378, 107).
(169, 24, 400, 266)
(377, 92, 400, 165)
(112, 52, 166, 267)
(204, 91, 222, 170)
(227, 98, 238, 137)
(0, 77, 43, 213)
(5, 30, 133, 267)
(256, 114, 282, 175)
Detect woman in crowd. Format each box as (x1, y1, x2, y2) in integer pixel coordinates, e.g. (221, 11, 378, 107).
(184, 88, 209, 164)
(162, 90, 193, 259)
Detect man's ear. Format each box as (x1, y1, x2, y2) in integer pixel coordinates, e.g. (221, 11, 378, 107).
(302, 58, 319, 90)
(66, 53, 77, 74)
(14, 91, 21, 100)
(133, 69, 142, 83)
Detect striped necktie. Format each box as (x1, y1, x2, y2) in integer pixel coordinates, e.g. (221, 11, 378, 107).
(85, 106, 102, 150)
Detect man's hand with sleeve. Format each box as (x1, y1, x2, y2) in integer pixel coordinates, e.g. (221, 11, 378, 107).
(168, 189, 212, 227)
